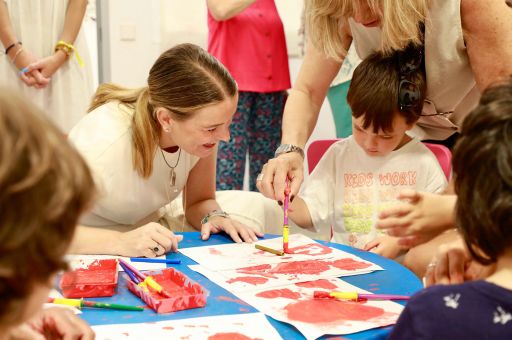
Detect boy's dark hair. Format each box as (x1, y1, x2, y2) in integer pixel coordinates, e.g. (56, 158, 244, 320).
(452, 78, 512, 265)
(347, 50, 425, 133)
(0, 89, 95, 325)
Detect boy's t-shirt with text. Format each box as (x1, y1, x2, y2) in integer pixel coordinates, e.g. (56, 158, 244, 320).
(300, 136, 447, 248)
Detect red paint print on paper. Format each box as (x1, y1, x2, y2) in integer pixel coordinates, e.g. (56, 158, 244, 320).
(226, 276, 269, 285)
(270, 260, 330, 275)
(284, 299, 385, 324)
(288, 243, 332, 255)
(208, 333, 253, 340)
(295, 279, 338, 290)
(60, 259, 118, 298)
(256, 288, 301, 300)
(330, 258, 372, 271)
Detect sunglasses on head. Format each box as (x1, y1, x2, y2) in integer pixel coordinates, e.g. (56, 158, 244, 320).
(398, 48, 423, 112)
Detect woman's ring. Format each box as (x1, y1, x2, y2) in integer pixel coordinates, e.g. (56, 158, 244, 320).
(256, 173, 264, 181)
(153, 246, 160, 254)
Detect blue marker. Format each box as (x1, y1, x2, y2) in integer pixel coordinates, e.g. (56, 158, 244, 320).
(130, 258, 181, 264)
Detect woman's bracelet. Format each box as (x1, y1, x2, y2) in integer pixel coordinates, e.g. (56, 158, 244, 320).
(54, 40, 84, 67)
(11, 47, 24, 64)
(200, 210, 230, 225)
(5, 41, 21, 55)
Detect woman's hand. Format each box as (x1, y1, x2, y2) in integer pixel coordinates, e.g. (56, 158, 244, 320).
(117, 222, 183, 258)
(364, 235, 406, 259)
(9, 307, 95, 340)
(26, 51, 68, 79)
(256, 152, 304, 202)
(423, 238, 496, 287)
(11, 49, 50, 89)
(201, 216, 263, 243)
(376, 190, 456, 248)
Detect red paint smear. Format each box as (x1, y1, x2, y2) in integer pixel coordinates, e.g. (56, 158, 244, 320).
(369, 283, 379, 286)
(271, 260, 330, 275)
(256, 288, 301, 299)
(238, 264, 272, 272)
(226, 276, 268, 285)
(60, 259, 118, 298)
(239, 308, 250, 312)
(330, 258, 372, 271)
(295, 279, 338, 290)
(285, 299, 385, 324)
(369, 288, 380, 291)
(162, 326, 174, 330)
(217, 296, 250, 306)
(209, 248, 222, 255)
(208, 333, 252, 340)
(288, 243, 332, 255)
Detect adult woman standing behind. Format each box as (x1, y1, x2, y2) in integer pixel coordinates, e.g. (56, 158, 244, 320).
(258, 0, 512, 201)
(207, 0, 290, 191)
(0, 0, 93, 132)
(68, 43, 262, 258)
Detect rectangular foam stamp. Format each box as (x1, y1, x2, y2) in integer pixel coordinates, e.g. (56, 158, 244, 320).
(60, 259, 118, 298)
(125, 267, 208, 313)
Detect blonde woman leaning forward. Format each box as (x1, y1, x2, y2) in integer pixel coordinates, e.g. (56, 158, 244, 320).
(68, 44, 263, 258)
(257, 0, 512, 276)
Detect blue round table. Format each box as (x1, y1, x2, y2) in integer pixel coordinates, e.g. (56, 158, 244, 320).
(80, 232, 422, 339)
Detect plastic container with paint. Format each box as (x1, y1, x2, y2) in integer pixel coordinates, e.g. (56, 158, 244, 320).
(60, 259, 118, 298)
(125, 267, 208, 313)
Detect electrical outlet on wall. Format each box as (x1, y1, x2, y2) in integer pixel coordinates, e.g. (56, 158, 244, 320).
(120, 24, 136, 41)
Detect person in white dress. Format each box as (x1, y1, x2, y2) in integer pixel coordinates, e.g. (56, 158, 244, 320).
(68, 43, 263, 258)
(0, 0, 93, 132)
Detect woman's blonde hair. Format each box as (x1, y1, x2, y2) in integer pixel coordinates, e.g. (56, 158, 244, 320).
(88, 43, 237, 178)
(306, 0, 430, 60)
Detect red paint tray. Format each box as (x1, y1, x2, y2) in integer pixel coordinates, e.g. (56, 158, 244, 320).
(125, 267, 208, 313)
(60, 259, 118, 298)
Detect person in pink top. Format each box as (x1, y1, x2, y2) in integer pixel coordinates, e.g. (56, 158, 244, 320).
(207, 0, 291, 191)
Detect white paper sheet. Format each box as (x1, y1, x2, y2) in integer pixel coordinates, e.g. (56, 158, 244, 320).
(180, 234, 382, 273)
(91, 312, 281, 339)
(234, 278, 403, 339)
(65, 254, 167, 271)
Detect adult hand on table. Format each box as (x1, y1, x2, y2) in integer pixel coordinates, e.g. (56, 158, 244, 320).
(118, 222, 183, 258)
(201, 216, 263, 243)
(376, 190, 456, 248)
(8, 307, 95, 340)
(256, 152, 304, 203)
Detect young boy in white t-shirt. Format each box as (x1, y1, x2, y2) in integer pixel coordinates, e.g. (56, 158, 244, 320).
(288, 50, 447, 259)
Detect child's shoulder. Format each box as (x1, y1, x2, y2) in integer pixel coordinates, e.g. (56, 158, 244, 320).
(409, 280, 512, 309)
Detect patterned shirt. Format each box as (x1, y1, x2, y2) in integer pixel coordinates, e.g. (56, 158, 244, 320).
(389, 280, 512, 339)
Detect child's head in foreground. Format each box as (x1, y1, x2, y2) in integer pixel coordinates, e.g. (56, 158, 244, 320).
(452, 79, 512, 265)
(0, 88, 95, 329)
(347, 49, 425, 156)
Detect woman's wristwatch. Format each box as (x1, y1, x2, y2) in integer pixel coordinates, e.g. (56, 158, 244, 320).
(274, 144, 305, 159)
(200, 210, 230, 225)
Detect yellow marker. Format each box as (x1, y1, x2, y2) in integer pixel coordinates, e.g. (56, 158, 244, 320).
(50, 297, 82, 307)
(330, 292, 359, 300)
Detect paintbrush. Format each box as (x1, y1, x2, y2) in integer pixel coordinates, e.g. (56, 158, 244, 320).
(314, 291, 411, 301)
(48, 297, 144, 311)
(255, 244, 284, 256)
(283, 178, 290, 253)
(119, 259, 172, 298)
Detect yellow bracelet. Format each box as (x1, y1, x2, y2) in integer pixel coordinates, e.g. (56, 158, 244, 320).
(54, 40, 84, 67)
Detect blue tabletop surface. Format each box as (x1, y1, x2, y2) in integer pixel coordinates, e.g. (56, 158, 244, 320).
(79, 232, 422, 339)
